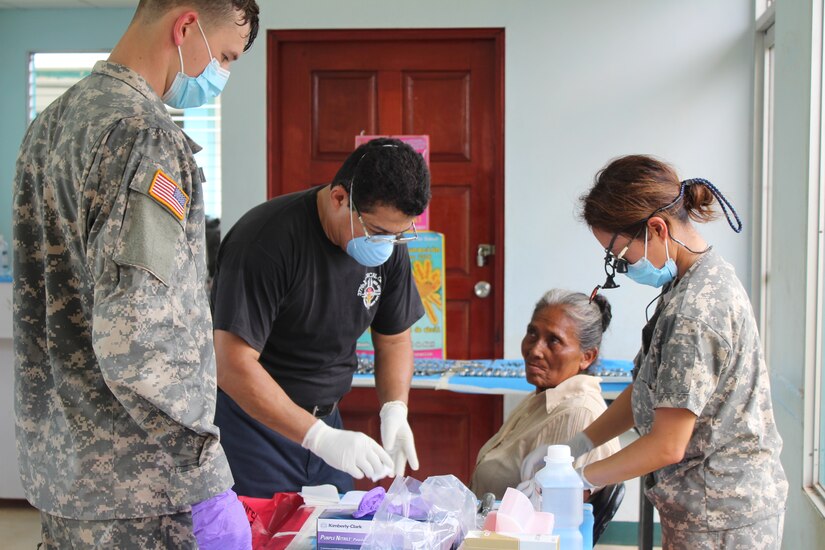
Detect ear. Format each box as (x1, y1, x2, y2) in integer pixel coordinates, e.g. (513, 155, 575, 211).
(647, 216, 669, 241)
(171, 10, 199, 47)
(580, 348, 598, 372)
(328, 184, 349, 209)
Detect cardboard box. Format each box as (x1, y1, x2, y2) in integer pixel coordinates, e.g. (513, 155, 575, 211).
(460, 530, 560, 550)
(316, 508, 373, 550)
(459, 531, 519, 549)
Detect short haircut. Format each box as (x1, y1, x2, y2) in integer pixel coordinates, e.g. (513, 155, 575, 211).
(333, 138, 431, 217)
(136, 0, 260, 51)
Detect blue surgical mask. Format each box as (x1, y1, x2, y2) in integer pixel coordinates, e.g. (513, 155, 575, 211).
(346, 237, 394, 267)
(162, 20, 230, 109)
(345, 198, 394, 267)
(625, 227, 677, 288)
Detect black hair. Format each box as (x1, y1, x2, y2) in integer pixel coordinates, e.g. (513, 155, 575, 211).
(591, 293, 613, 332)
(137, 0, 260, 52)
(332, 138, 431, 217)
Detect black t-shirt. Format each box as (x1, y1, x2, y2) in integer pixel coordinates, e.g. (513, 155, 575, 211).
(211, 186, 424, 407)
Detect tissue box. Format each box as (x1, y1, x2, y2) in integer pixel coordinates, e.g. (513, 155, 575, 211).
(460, 530, 560, 550)
(316, 508, 373, 550)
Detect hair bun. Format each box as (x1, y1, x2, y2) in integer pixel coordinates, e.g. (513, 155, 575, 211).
(682, 180, 718, 223)
(592, 293, 612, 331)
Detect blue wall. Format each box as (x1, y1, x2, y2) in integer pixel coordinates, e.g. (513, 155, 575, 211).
(0, 8, 134, 252)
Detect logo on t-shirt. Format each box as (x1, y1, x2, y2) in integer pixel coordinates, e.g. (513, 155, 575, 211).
(357, 272, 383, 310)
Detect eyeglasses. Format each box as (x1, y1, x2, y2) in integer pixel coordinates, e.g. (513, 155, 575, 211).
(590, 225, 644, 303)
(589, 184, 696, 303)
(356, 211, 418, 244)
(349, 179, 418, 245)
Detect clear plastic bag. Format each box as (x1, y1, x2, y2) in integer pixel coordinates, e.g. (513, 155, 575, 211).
(360, 475, 477, 550)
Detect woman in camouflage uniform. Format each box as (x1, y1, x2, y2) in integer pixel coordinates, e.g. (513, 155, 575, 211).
(538, 155, 787, 548)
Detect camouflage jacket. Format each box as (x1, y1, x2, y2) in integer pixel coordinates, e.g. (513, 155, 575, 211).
(13, 61, 232, 519)
(631, 249, 788, 531)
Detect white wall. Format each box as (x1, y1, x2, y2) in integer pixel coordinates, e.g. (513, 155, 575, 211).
(221, 0, 756, 361)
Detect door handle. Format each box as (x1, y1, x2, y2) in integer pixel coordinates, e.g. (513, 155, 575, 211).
(477, 244, 495, 267)
(474, 281, 492, 298)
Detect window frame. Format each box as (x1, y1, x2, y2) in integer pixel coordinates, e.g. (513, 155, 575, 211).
(807, 0, 825, 517)
(26, 51, 223, 220)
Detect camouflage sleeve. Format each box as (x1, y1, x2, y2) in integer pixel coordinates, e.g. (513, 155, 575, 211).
(655, 315, 732, 415)
(88, 123, 219, 470)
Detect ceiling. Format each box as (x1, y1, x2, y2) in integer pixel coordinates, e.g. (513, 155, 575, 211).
(0, 0, 136, 7)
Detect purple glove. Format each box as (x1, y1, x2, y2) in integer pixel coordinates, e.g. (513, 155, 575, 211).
(191, 488, 251, 550)
(353, 486, 387, 519)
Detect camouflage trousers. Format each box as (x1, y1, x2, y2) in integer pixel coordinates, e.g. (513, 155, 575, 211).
(662, 513, 784, 550)
(39, 510, 196, 549)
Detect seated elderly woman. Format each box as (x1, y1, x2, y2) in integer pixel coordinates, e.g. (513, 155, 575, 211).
(469, 289, 621, 499)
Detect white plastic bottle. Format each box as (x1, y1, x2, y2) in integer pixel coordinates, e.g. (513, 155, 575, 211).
(534, 444, 584, 550)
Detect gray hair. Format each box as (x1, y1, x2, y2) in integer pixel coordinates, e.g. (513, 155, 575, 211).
(533, 289, 612, 357)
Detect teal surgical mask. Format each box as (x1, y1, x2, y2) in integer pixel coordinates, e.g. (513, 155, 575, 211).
(162, 20, 230, 109)
(625, 227, 677, 288)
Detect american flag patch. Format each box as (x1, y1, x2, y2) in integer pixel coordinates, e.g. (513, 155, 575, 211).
(148, 169, 189, 221)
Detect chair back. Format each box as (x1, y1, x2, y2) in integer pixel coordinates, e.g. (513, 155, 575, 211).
(588, 482, 625, 544)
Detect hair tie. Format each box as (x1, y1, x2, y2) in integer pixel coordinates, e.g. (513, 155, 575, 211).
(680, 178, 743, 233)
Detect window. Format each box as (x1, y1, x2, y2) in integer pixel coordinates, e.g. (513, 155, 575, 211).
(752, 16, 775, 353)
(28, 52, 223, 218)
(755, 0, 776, 15)
(812, 0, 825, 510)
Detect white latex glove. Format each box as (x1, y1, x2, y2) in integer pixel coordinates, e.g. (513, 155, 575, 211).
(379, 401, 420, 476)
(565, 432, 595, 460)
(519, 433, 595, 482)
(301, 420, 393, 481)
(519, 444, 550, 482)
(516, 479, 541, 511)
(576, 464, 596, 490)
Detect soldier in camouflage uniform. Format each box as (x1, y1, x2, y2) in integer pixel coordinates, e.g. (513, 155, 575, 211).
(13, 1, 259, 548)
(523, 155, 787, 549)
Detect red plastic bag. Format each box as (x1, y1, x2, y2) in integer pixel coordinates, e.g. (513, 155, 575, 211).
(239, 492, 316, 550)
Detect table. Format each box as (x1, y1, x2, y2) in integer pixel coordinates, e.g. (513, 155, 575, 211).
(351, 357, 633, 399)
(342, 358, 633, 491)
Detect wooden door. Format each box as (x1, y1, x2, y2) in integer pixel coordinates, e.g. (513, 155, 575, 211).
(267, 29, 505, 360)
(337, 388, 502, 488)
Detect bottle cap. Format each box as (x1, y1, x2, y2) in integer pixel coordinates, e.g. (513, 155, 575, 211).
(544, 444, 573, 463)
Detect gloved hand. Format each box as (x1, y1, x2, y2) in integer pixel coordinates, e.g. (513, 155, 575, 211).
(191, 488, 251, 550)
(379, 400, 420, 476)
(519, 433, 595, 482)
(576, 464, 596, 490)
(565, 432, 595, 460)
(519, 444, 550, 482)
(516, 478, 541, 511)
(301, 419, 394, 481)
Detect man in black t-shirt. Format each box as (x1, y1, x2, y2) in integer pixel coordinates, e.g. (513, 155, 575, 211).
(211, 138, 430, 496)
